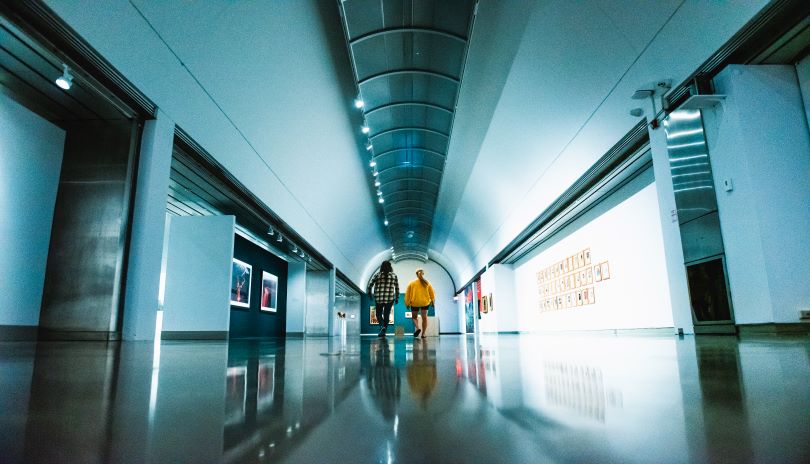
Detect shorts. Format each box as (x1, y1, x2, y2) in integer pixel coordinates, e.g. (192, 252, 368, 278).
(411, 306, 429, 313)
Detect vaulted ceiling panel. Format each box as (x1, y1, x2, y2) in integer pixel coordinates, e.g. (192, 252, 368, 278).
(340, 0, 476, 261)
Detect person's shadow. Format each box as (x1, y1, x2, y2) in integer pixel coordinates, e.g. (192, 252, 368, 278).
(365, 338, 401, 420)
(406, 338, 437, 410)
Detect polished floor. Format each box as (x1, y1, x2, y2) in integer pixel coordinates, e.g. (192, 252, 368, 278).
(1, 333, 809, 463)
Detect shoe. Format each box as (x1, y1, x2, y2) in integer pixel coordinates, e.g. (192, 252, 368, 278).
(421, 335, 427, 339)
(378, 328, 386, 337)
(413, 329, 421, 338)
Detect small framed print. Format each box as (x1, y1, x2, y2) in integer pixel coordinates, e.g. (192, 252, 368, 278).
(568, 275, 574, 289)
(584, 248, 592, 265)
(578, 251, 585, 268)
(230, 258, 252, 308)
(575, 273, 581, 288)
(600, 262, 611, 280)
(583, 287, 591, 305)
(405, 311, 412, 318)
(370, 307, 378, 325)
(590, 288, 596, 304)
(594, 264, 602, 282)
(587, 268, 594, 284)
(577, 290, 584, 306)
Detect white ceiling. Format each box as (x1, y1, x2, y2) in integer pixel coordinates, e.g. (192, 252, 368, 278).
(42, 0, 769, 288)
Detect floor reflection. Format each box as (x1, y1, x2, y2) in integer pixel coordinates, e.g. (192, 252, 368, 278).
(0, 334, 808, 463)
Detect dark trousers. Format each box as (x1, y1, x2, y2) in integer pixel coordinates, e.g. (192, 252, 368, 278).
(376, 302, 393, 330)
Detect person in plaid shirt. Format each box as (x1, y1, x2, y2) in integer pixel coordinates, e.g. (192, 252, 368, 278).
(367, 260, 399, 337)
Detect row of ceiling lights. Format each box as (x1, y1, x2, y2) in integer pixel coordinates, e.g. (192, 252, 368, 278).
(354, 97, 389, 228)
(266, 227, 311, 262)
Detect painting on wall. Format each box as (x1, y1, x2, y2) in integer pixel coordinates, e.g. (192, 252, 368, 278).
(489, 293, 494, 312)
(584, 248, 592, 265)
(594, 264, 602, 282)
(230, 258, 252, 308)
(600, 262, 611, 280)
(481, 295, 489, 313)
(260, 271, 278, 312)
(465, 285, 475, 333)
(405, 311, 412, 318)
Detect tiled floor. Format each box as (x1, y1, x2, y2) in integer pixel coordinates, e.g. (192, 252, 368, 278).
(1, 333, 808, 463)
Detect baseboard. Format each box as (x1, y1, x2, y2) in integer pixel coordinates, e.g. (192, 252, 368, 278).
(285, 332, 305, 338)
(0, 325, 39, 341)
(737, 323, 810, 336)
(533, 327, 676, 336)
(38, 329, 120, 341)
(160, 331, 228, 340)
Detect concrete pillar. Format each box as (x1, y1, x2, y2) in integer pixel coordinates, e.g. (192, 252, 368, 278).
(304, 269, 335, 336)
(285, 261, 307, 335)
(123, 111, 175, 340)
(648, 120, 695, 334)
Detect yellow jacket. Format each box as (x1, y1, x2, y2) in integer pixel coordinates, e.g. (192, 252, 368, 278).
(405, 279, 435, 308)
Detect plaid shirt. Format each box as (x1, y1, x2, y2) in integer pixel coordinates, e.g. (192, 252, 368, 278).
(368, 271, 399, 304)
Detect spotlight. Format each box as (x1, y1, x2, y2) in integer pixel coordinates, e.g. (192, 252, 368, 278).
(276, 234, 283, 243)
(361, 125, 370, 134)
(299, 251, 305, 258)
(267, 227, 274, 236)
(374, 179, 380, 187)
(378, 197, 384, 204)
(292, 245, 298, 253)
(55, 64, 73, 90)
(354, 98, 365, 109)
(372, 170, 378, 177)
(369, 159, 376, 167)
(376, 190, 382, 196)
(365, 142, 373, 151)
(384, 219, 389, 226)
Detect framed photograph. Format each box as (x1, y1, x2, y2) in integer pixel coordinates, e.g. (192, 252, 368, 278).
(587, 268, 594, 284)
(584, 248, 592, 265)
(577, 290, 584, 306)
(482, 295, 489, 314)
(230, 258, 252, 308)
(590, 287, 596, 304)
(578, 251, 585, 268)
(370, 306, 378, 325)
(601, 261, 611, 280)
(405, 311, 412, 318)
(594, 264, 602, 282)
(575, 272, 581, 288)
(260, 271, 278, 312)
(489, 293, 494, 312)
(565, 258, 570, 273)
(583, 287, 591, 305)
(567, 293, 574, 308)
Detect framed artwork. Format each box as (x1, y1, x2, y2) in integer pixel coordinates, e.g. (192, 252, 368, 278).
(260, 271, 278, 312)
(577, 290, 584, 306)
(405, 311, 412, 318)
(583, 287, 591, 305)
(600, 262, 611, 280)
(230, 258, 252, 308)
(370, 307, 378, 324)
(590, 287, 596, 304)
(482, 295, 489, 314)
(578, 251, 585, 268)
(567, 293, 573, 308)
(489, 293, 494, 312)
(575, 273, 581, 288)
(565, 258, 570, 273)
(594, 264, 602, 282)
(587, 268, 594, 284)
(584, 248, 592, 265)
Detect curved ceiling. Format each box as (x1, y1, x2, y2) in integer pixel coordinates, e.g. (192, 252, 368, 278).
(338, 0, 477, 262)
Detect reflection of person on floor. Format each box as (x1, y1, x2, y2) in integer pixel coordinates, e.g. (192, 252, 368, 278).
(405, 268, 435, 338)
(406, 339, 437, 409)
(366, 338, 400, 420)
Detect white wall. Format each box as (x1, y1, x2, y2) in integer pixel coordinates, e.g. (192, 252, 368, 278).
(705, 65, 810, 323)
(0, 94, 65, 326)
(797, 54, 810, 129)
(305, 270, 332, 336)
(392, 259, 459, 333)
(162, 215, 235, 333)
(514, 172, 674, 332)
(478, 264, 520, 333)
(285, 261, 307, 333)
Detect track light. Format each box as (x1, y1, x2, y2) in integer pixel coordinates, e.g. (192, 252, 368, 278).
(354, 98, 364, 109)
(55, 64, 73, 90)
(378, 197, 384, 204)
(267, 227, 274, 236)
(276, 234, 283, 243)
(365, 142, 373, 151)
(376, 190, 382, 196)
(372, 170, 378, 177)
(374, 179, 380, 187)
(384, 219, 389, 226)
(361, 125, 370, 134)
(292, 245, 298, 253)
(299, 251, 305, 258)
(369, 159, 376, 167)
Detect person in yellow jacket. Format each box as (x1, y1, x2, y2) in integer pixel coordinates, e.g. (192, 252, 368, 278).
(405, 268, 435, 338)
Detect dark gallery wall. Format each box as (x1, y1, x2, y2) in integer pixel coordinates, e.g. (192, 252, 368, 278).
(360, 293, 434, 335)
(230, 235, 288, 338)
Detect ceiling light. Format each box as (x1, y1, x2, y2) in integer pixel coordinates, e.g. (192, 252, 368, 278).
(376, 190, 382, 196)
(354, 98, 365, 109)
(361, 125, 370, 134)
(292, 245, 298, 253)
(374, 179, 380, 187)
(378, 197, 384, 204)
(384, 219, 389, 226)
(276, 234, 283, 243)
(372, 170, 378, 177)
(365, 142, 373, 151)
(55, 64, 73, 90)
(299, 251, 305, 258)
(267, 227, 274, 236)
(369, 159, 376, 167)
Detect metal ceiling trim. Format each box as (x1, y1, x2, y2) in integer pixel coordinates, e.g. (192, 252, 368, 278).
(349, 26, 467, 46)
(383, 188, 439, 200)
(357, 68, 460, 86)
(365, 101, 453, 116)
(378, 164, 444, 176)
(383, 198, 436, 211)
(381, 177, 441, 190)
(373, 147, 447, 161)
(385, 206, 434, 216)
(369, 126, 450, 140)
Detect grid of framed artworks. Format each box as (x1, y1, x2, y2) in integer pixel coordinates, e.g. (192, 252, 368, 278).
(230, 258, 279, 312)
(369, 306, 394, 325)
(536, 248, 610, 312)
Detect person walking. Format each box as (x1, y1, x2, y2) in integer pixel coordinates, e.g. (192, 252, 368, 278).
(367, 260, 399, 337)
(405, 268, 435, 338)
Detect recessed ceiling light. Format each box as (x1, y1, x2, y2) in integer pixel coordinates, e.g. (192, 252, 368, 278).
(365, 142, 373, 151)
(384, 219, 389, 226)
(361, 125, 370, 134)
(369, 159, 376, 167)
(374, 179, 380, 187)
(378, 197, 384, 204)
(55, 64, 73, 90)
(354, 98, 364, 109)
